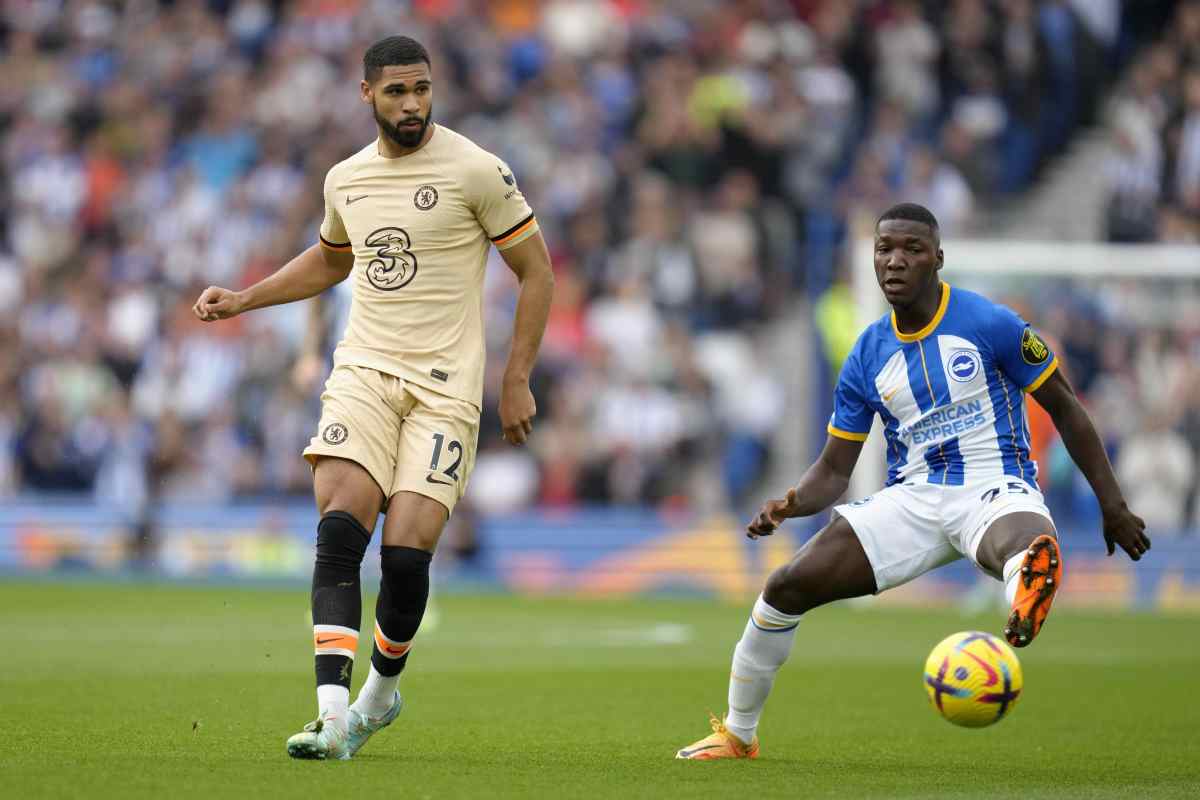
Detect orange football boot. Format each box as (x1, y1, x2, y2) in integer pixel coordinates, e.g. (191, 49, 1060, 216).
(675, 715, 759, 760)
(1004, 534, 1062, 647)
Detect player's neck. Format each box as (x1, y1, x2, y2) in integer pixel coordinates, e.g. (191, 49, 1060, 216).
(892, 280, 944, 335)
(376, 123, 436, 159)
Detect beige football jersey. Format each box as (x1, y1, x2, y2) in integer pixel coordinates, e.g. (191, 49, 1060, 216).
(318, 125, 539, 407)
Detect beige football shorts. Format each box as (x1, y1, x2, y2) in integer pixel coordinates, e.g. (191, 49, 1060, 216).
(302, 364, 480, 514)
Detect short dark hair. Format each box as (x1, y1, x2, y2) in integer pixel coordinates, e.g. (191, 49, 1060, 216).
(363, 36, 431, 82)
(877, 202, 939, 233)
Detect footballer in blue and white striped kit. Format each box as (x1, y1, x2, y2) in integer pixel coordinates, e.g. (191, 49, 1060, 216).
(828, 280, 1058, 490)
(822, 277, 1065, 595)
(676, 202, 1150, 761)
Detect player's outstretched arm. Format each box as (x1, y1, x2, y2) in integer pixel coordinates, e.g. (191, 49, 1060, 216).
(497, 231, 554, 446)
(746, 435, 864, 539)
(1031, 369, 1150, 560)
(193, 244, 353, 322)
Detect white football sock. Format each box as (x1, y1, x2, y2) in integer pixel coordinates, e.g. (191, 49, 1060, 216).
(317, 684, 349, 732)
(352, 664, 400, 719)
(1002, 551, 1026, 606)
(724, 595, 802, 744)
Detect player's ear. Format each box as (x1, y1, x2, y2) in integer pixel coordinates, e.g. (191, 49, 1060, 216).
(360, 80, 372, 104)
(936, 247, 944, 271)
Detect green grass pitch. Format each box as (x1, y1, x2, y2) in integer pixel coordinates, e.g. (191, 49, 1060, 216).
(4, 581, 1198, 799)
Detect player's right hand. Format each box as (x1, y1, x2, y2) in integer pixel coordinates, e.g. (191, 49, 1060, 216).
(746, 487, 801, 539)
(193, 286, 244, 321)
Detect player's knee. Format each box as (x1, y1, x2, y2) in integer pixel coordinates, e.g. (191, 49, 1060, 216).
(382, 492, 448, 551)
(379, 544, 433, 586)
(763, 560, 822, 615)
(378, 546, 433, 629)
(315, 511, 371, 572)
(313, 457, 384, 523)
(981, 526, 1058, 573)
(388, 527, 441, 552)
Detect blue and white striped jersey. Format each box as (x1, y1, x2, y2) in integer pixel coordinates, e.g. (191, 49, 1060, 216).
(828, 284, 1059, 488)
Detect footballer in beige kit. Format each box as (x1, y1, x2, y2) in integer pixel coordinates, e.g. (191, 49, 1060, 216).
(193, 36, 554, 760)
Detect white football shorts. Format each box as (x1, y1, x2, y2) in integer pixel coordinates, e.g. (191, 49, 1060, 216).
(834, 475, 1055, 592)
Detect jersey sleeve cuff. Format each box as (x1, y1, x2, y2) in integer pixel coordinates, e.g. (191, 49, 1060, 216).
(827, 423, 869, 442)
(1023, 356, 1059, 393)
(319, 234, 352, 251)
(489, 213, 538, 250)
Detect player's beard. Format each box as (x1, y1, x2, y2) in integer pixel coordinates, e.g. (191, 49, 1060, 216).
(374, 102, 431, 149)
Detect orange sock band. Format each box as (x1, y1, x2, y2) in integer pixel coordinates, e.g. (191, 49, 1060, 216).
(373, 621, 412, 660)
(314, 625, 358, 659)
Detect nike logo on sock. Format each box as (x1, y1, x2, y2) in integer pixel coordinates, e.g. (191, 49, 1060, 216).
(316, 637, 342, 645)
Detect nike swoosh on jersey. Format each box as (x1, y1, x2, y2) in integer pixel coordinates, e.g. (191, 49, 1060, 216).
(346, 194, 369, 204)
(426, 474, 453, 486)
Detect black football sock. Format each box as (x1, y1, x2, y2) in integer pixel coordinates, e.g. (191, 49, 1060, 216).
(311, 512, 371, 693)
(369, 545, 433, 677)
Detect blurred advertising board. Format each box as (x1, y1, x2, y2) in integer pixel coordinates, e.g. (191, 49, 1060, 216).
(1, 499, 1197, 610)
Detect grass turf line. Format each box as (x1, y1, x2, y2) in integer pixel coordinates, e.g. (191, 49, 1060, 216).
(3, 582, 1198, 799)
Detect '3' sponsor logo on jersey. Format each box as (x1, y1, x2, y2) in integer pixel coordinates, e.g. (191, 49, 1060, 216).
(364, 227, 418, 291)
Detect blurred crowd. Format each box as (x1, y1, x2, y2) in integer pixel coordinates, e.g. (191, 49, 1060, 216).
(0, 0, 1190, 522)
(1103, 0, 1200, 242)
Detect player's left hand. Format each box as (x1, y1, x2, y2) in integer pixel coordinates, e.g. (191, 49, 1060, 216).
(291, 352, 326, 394)
(1101, 503, 1151, 561)
(499, 375, 535, 446)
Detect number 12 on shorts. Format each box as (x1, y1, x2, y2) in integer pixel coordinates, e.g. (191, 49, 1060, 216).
(429, 432, 463, 482)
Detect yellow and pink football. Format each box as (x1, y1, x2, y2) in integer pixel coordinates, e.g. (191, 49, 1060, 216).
(923, 631, 1023, 728)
